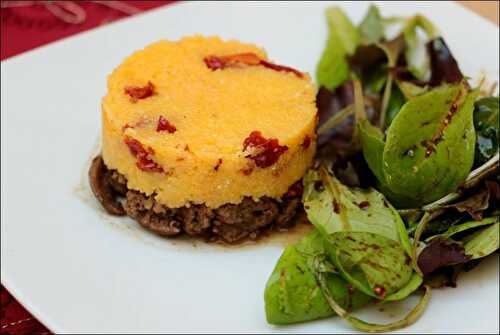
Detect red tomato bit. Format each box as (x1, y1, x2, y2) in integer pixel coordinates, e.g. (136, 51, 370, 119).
(156, 116, 177, 133)
(204, 52, 303, 78)
(124, 81, 155, 102)
(259, 60, 304, 78)
(124, 136, 163, 173)
(242, 131, 288, 168)
(283, 181, 304, 198)
(301, 135, 311, 149)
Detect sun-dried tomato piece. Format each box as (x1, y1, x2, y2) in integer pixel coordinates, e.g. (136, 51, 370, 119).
(136, 159, 164, 173)
(204, 53, 262, 70)
(124, 136, 163, 173)
(283, 181, 303, 198)
(259, 60, 304, 78)
(301, 135, 311, 149)
(204, 56, 225, 70)
(156, 115, 177, 133)
(243, 130, 268, 150)
(204, 52, 304, 78)
(124, 137, 146, 156)
(243, 131, 288, 168)
(124, 81, 155, 102)
(223, 53, 262, 65)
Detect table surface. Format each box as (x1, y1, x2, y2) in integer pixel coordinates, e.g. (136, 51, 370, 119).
(0, 1, 498, 334)
(458, 1, 499, 26)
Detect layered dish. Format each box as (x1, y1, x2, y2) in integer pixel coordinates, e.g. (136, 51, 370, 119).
(89, 4, 499, 332)
(90, 36, 316, 243)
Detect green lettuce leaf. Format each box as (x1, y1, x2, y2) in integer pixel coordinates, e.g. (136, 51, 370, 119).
(363, 65, 387, 94)
(397, 80, 430, 100)
(300, 168, 429, 332)
(303, 169, 417, 298)
(385, 84, 406, 128)
(316, 7, 359, 90)
(327, 232, 413, 298)
(463, 219, 499, 259)
(264, 230, 371, 325)
(426, 216, 499, 242)
(377, 35, 406, 128)
(358, 118, 385, 182)
(383, 82, 478, 206)
(357, 118, 417, 208)
(303, 169, 410, 252)
(359, 4, 384, 45)
(473, 97, 499, 167)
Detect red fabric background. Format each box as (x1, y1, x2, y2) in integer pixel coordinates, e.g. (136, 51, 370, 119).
(1, 1, 171, 333)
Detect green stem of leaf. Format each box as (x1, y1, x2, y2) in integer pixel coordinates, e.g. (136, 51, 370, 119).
(398, 208, 422, 216)
(412, 212, 431, 275)
(330, 248, 378, 298)
(379, 74, 393, 130)
(463, 152, 499, 188)
(317, 104, 354, 135)
(316, 270, 432, 333)
(351, 79, 366, 147)
(421, 153, 499, 211)
(353, 79, 366, 121)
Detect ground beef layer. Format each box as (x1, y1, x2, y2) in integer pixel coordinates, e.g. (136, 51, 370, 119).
(89, 155, 302, 243)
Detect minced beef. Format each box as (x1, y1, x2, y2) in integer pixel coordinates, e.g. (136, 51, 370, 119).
(89, 155, 303, 243)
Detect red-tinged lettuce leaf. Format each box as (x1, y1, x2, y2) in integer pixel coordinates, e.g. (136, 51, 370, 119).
(391, 66, 428, 86)
(420, 178, 499, 239)
(334, 150, 377, 189)
(316, 83, 380, 150)
(486, 180, 500, 204)
(348, 45, 387, 77)
(424, 258, 485, 289)
(424, 265, 462, 288)
(417, 237, 471, 275)
(317, 82, 354, 147)
(444, 188, 490, 221)
(387, 37, 463, 104)
(427, 37, 464, 86)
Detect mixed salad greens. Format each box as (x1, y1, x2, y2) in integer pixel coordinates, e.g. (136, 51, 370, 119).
(264, 5, 499, 332)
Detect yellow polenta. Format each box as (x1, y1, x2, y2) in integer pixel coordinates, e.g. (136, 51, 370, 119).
(101, 36, 317, 208)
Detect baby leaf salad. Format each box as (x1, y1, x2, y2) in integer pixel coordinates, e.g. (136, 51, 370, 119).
(264, 5, 499, 332)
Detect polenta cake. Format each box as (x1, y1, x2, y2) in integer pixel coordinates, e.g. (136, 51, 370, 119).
(89, 36, 317, 243)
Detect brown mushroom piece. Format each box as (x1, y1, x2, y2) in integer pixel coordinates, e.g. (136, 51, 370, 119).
(88, 155, 126, 215)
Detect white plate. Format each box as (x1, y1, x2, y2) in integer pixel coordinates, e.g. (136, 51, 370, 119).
(1, 1, 499, 333)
